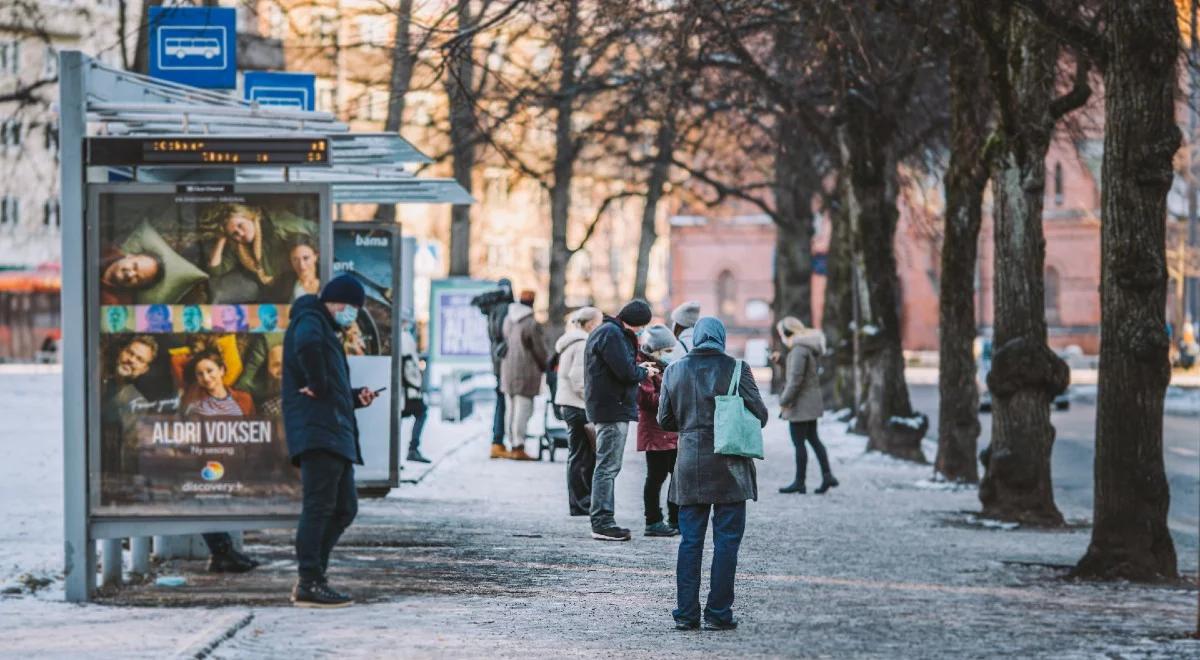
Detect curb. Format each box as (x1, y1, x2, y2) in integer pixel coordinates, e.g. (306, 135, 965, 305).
(173, 610, 254, 660)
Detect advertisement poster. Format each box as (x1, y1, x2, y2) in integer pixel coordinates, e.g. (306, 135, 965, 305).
(426, 279, 496, 391)
(333, 224, 399, 486)
(93, 186, 326, 516)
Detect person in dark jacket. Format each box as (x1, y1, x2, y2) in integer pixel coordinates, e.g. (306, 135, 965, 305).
(473, 278, 513, 458)
(637, 324, 681, 537)
(584, 299, 655, 541)
(658, 317, 769, 631)
(282, 274, 379, 608)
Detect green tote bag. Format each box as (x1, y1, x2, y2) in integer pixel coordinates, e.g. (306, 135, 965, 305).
(713, 359, 764, 459)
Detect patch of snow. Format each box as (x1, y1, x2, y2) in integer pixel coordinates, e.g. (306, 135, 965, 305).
(965, 514, 1020, 530)
(862, 324, 880, 336)
(888, 413, 926, 430)
(912, 478, 977, 492)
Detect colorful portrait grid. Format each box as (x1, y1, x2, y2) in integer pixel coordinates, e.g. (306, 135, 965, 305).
(100, 304, 291, 334)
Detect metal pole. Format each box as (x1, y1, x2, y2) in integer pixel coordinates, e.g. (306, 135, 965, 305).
(851, 263, 862, 418)
(130, 537, 151, 575)
(59, 50, 94, 603)
(100, 539, 122, 587)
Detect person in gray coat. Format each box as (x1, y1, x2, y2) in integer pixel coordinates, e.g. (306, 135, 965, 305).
(776, 316, 838, 494)
(658, 317, 768, 631)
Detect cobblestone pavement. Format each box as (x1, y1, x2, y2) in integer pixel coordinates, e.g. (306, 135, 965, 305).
(5, 398, 1199, 658)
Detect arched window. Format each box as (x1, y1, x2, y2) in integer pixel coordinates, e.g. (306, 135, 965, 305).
(717, 270, 737, 322)
(1044, 266, 1061, 326)
(1053, 162, 1064, 206)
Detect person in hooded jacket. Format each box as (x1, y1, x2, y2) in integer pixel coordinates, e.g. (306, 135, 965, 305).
(637, 324, 681, 537)
(554, 306, 602, 516)
(658, 317, 768, 631)
(500, 290, 548, 461)
(776, 316, 838, 494)
(584, 299, 655, 541)
(282, 274, 379, 608)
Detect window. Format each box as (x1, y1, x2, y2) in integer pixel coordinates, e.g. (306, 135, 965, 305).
(42, 46, 57, 78)
(744, 299, 770, 322)
(1053, 162, 1064, 206)
(266, 5, 287, 40)
(717, 270, 737, 321)
(43, 199, 60, 228)
(1, 120, 22, 148)
(357, 15, 387, 46)
(1044, 266, 1061, 326)
(0, 41, 20, 75)
(1, 197, 20, 226)
(317, 86, 336, 113)
(316, 12, 338, 46)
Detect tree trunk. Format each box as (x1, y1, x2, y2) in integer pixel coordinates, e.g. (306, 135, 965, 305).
(376, 0, 415, 225)
(632, 121, 674, 300)
(547, 0, 581, 337)
(821, 184, 855, 412)
(443, 0, 477, 276)
(977, 14, 1069, 526)
(771, 120, 816, 392)
(837, 108, 927, 461)
(935, 13, 989, 483)
(132, 0, 159, 74)
(1073, 0, 1179, 581)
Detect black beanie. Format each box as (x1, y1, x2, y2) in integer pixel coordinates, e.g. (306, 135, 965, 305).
(617, 299, 652, 327)
(320, 274, 365, 307)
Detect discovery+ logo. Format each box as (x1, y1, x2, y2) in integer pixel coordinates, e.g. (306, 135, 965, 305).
(200, 461, 225, 481)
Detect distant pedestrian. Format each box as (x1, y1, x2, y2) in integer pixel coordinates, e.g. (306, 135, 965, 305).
(554, 306, 602, 516)
(776, 317, 837, 494)
(283, 274, 380, 608)
(500, 290, 548, 461)
(637, 324, 680, 537)
(473, 278, 514, 458)
(400, 309, 430, 464)
(658, 317, 768, 631)
(670, 301, 701, 352)
(585, 299, 655, 541)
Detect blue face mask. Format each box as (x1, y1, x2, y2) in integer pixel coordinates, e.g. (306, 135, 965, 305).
(334, 306, 359, 329)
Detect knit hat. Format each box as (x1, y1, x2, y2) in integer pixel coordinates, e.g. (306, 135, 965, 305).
(641, 324, 676, 353)
(670, 301, 701, 330)
(519, 289, 536, 305)
(320, 274, 365, 307)
(617, 299, 652, 327)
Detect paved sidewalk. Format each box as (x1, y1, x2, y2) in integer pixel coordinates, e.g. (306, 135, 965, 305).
(3, 399, 1198, 658)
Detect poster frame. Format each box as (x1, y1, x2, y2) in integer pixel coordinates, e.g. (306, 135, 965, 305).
(332, 221, 401, 489)
(425, 277, 497, 390)
(84, 182, 333, 526)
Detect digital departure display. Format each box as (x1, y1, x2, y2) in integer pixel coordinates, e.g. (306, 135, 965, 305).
(86, 136, 331, 167)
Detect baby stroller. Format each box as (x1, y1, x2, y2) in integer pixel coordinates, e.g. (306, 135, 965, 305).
(538, 357, 570, 461)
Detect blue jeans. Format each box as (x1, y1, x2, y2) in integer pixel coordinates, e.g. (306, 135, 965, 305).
(589, 422, 628, 530)
(295, 450, 358, 582)
(492, 384, 506, 445)
(674, 502, 747, 625)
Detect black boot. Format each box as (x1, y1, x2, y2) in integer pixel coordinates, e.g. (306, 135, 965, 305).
(208, 548, 260, 573)
(814, 473, 839, 494)
(407, 448, 431, 463)
(292, 580, 354, 608)
(779, 482, 806, 494)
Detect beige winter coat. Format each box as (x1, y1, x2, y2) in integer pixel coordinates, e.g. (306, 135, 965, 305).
(553, 328, 589, 409)
(500, 303, 549, 398)
(779, 329, 825, 422)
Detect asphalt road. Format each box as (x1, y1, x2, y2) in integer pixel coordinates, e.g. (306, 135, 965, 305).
(909, 384, 1200, 564)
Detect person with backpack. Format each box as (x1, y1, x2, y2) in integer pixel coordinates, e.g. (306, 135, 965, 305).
(400, 309, 430, 464)
(500, 290, 548, 461)
(658, 317, 768, 631)
(584, 299, 655, 541)
(637, 324, 681, 537)
(553, 306, 602, 516)
(472, 278, 513, 458)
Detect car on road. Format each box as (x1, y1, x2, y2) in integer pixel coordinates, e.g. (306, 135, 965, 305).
(976, 337, 1070, 413)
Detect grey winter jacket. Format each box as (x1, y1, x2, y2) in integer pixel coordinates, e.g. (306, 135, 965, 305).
(500, 303, 548, 398)
(779, 330, 825, 422)
(553, 329, 588, 410)
(658, 348, 769, 505)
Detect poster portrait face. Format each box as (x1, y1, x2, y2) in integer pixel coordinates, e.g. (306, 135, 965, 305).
(256, 304, 279, 332)
(105, 306, 132, 333)
(180, 304, 206, 333)
(94, 188, 321, 516)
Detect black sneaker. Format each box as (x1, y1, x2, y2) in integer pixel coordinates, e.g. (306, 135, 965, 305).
(293, 580, 354, 608)
(406, 449, 432, 464)
(703, 618, 739, 631)
(645, 522, 680, 537)
(591, 526, 632, 542)
(207, 549, 260, 573)
(674, 619, 700, 631)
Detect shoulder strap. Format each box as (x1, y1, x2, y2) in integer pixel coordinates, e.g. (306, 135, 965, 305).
(727, 359, 742, 396)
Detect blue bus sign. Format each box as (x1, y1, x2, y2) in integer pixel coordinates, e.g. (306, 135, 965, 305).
(147, 6, 237, 89)
(244, 71, 316, 111)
